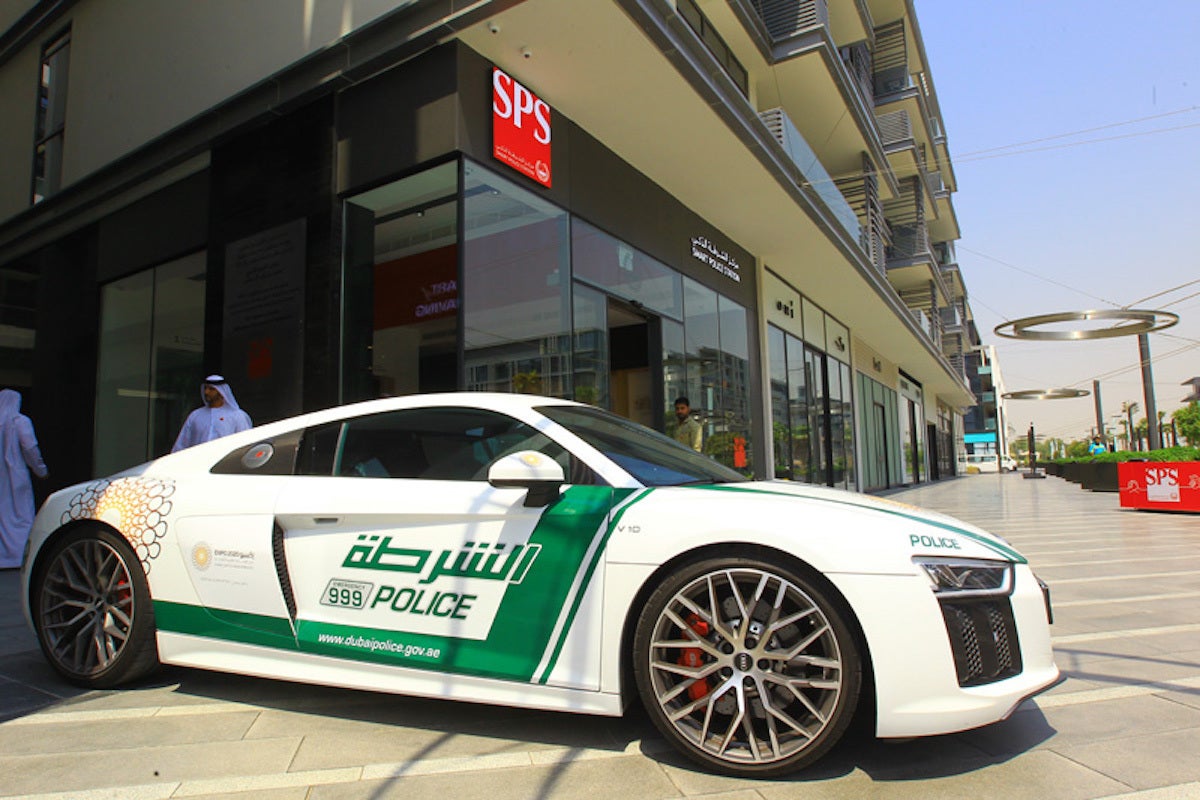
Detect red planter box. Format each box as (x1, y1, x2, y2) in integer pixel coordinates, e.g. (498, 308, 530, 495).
(1118, 462, 1200, 512)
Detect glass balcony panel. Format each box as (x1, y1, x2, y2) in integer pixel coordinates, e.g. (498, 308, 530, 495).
(760, 108, 861, 241)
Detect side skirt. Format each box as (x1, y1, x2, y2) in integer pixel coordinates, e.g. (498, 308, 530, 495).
(156, 631, 625, 716)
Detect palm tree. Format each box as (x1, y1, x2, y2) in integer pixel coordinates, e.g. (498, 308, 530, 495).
(1121, 401, 1140, 451)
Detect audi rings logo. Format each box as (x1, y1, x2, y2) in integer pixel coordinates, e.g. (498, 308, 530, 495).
(192, 542, 213, 571)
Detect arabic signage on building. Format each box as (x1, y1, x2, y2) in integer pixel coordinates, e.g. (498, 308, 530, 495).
(492, 66, 552, 188)
(690, 235, 741, 284)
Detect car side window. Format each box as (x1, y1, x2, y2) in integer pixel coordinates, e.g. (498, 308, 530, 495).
(295, 407, 598, 484)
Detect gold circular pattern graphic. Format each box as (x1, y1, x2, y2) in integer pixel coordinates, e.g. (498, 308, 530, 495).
(61, 477, 176, 573)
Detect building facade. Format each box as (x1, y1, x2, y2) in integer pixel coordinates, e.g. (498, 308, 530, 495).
(0, 0, 979, 493)
(962, 343, 1012, 469)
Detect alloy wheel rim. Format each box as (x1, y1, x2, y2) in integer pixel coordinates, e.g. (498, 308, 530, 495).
(647, 568, 843, 765)
(39, 539, 135, 676)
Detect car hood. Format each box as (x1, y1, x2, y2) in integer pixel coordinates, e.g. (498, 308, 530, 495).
(691, 480, 1026, 563)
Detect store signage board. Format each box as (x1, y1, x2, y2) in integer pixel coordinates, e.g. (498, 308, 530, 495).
(492, 67, 552, 187)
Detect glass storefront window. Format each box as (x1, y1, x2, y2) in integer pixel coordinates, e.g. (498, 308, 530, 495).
(682, 277, 718, 418)
(572, 218, 682, 320)
(343, 161, 459, 402)
(768, 319, 856, 488)
(787, 334, 811, 482)
(829, 359, 846, 487)
(572, 284, 608, 408)
(339, 161, 758, 473)
(94, 252, 206, 474)
(768, 326, 789, 477)
(841, 361, 855, 488)
(717, 296, 751, 472)
(677, 277, 752, 473)
(463, 161, 571, 398)
(662, 318, 686, 421)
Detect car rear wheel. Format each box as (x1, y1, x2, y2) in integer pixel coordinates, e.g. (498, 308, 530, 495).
(32, 526, 159, 687)
(632, 556, 861, 777)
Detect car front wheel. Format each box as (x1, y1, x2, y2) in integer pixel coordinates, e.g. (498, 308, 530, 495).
(32, 526, 159, 687)
(632, 556, 862, 777)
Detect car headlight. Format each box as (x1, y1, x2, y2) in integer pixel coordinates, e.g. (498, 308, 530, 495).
(913, 557, 1013, 597)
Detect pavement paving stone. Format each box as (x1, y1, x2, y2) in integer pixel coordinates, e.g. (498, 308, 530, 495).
(307, 755, 681, 800)
(1094, 784, 1200, 800)
(1055, 726, 1200, 791)
(1160, 688, 1200, 712)
(1060, 653, 1200, 688)
(0, 674, 61, 721)
(961, 695, 1200, 755)
(0, 710, 260, 756)
(747, 750, 1132, 800)
(0, 736, 302, 796)
(256, 705, 630, 772)
(171, 789, 310, 800)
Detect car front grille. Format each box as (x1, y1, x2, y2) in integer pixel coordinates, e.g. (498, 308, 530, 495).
(939, 597, 1022, 686)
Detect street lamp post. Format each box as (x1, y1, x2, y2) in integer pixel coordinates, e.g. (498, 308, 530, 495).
(1139, 333, 1161, 450)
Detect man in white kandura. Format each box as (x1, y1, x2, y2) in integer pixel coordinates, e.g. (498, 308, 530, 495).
(171, 374, 253, 452)
(0, 389, 48, 569)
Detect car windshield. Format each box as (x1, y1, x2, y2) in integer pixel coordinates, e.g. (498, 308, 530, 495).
(538, 404, 747, 487)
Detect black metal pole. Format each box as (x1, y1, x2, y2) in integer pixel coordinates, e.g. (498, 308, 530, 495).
(1093, 380, 1104, 448)
(1139, 333, 1161, 450)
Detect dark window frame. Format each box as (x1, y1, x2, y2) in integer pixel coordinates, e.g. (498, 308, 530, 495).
(32, 25, 71, 204)
(676, 0, 749, 97)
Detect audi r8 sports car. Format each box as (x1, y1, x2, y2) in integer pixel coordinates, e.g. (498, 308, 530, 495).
(22, 393, 1058, 777)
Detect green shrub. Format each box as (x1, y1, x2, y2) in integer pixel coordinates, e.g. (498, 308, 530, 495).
(1051, 446, 1200, 465)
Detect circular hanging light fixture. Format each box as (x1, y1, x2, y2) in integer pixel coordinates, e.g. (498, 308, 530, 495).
(1001, 388, 1090, 400)
(993, 309, 1179, 341)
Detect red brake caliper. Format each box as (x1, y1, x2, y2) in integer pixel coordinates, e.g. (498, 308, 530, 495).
(678, 613, 711, 700)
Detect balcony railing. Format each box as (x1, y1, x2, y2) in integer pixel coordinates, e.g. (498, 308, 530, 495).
(760, 107, 861, 241)
(925, 169, 945, 196)
(877, 109, 912, 148)
(836, 154, 889, 277)
(839, 42, 874, 112)
(872, 19, 909, 96)
(747, 0, 828, 41)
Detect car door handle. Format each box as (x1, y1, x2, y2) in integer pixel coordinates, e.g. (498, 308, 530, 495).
(313, 517, 340, 525)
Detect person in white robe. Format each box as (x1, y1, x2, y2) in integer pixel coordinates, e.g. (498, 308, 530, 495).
(0, 389, 48, 569)
(171, 375, 253, 453)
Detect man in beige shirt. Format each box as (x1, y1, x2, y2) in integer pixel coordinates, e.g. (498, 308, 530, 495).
(671, 396, 703, 452)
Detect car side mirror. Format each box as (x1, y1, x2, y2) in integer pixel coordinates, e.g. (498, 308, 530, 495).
(487, 450, 565, 507)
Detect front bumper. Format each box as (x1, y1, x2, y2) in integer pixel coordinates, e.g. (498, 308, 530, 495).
(829, 565, 1059, 738)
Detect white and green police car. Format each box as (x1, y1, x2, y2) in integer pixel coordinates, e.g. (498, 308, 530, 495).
(22, 392, 1058, 777)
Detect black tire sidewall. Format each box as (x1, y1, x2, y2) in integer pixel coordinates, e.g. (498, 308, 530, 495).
(32, 525, 158, 688)
(632, 554, 862, 778)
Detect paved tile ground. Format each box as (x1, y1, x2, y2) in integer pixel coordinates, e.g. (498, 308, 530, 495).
(2, 473, 1199, 799)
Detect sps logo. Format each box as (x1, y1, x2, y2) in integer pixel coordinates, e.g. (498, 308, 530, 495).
(492, 67, 552, 187)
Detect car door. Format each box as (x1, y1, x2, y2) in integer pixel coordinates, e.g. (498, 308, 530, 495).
(274, 405, 615, 690)
(169, 430, 304, 647)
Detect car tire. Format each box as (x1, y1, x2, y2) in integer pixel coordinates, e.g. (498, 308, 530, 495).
(32, 526, 160, 688)
(632, 555, 862, 778)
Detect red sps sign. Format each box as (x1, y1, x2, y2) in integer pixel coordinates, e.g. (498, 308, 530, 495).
(1118, 461, 1200, 512)
(492, 67, 552, 187)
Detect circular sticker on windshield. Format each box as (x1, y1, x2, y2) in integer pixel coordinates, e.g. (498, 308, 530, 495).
(241, 442, 275, 469)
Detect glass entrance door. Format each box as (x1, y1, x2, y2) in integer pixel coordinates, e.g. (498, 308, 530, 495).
(606, 298, 662, 431)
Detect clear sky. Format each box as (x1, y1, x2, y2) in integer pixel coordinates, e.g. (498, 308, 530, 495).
(916, 0, 1200, 447)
